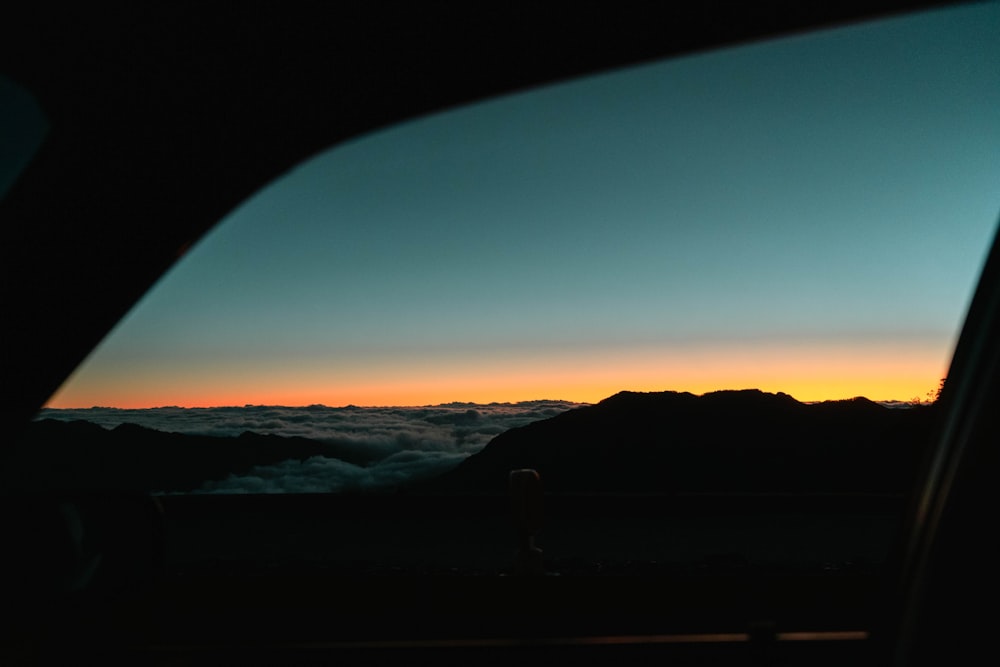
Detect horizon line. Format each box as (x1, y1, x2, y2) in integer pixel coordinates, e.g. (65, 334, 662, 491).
(41, 388, 938, 411)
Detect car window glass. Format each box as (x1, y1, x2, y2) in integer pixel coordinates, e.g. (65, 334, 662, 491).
(31, 1, 1000, 499)
(0, 74, 48, 200)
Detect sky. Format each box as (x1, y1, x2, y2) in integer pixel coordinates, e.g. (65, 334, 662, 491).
(47, 2, 1000, 409)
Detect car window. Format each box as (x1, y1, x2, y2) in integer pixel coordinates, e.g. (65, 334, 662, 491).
(0, 74, 48, 200)
(28, 1, 1000, 501)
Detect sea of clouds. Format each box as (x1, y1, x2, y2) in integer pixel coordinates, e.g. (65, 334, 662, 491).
(36, 401, 584, 493)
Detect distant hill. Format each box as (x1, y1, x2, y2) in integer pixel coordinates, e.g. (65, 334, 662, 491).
(7, 391, 939, 495)
(4, 419, 374, 493)
(416, 390, 938, 494)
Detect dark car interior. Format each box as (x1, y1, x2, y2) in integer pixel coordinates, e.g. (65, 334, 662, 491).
(2, 2, 998, 665)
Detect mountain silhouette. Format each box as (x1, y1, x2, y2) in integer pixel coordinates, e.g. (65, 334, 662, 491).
(5, 419, 376, 493)
(9, 391, 938, 495)
(418, 390, 937, 494)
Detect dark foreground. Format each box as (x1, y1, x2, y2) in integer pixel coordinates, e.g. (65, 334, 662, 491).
(4, 492, 906, 665)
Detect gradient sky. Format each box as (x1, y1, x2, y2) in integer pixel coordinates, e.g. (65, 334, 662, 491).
(48, 3, 1000, 409)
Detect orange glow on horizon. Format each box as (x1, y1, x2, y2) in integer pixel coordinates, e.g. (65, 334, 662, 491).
(45, 338, 951, 409)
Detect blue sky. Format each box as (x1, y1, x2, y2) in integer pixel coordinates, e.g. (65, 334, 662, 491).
(49, 2, 1000, 408)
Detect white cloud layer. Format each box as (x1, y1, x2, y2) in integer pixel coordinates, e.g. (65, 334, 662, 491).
(37, 401, 583, 493)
